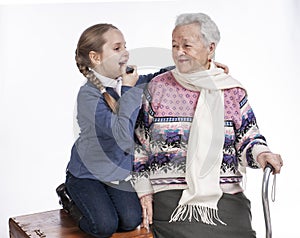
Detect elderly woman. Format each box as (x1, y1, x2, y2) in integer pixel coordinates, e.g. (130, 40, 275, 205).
(132, 12, 283, 238)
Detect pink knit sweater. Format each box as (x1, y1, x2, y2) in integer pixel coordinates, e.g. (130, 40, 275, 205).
(133, 71, 270, 197)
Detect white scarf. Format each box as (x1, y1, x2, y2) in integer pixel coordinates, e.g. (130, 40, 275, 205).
(92, 70, 122, 96)
(169, 63, 244, 225)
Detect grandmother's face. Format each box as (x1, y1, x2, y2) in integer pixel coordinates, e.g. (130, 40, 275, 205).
(172, 23, 211, 73)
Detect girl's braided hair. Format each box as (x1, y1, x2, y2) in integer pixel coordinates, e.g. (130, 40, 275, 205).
(75, 23, 119, 113)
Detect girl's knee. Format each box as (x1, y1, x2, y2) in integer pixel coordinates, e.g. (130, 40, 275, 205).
(82, 219, 118, 238)
(119, 213, 142, 231)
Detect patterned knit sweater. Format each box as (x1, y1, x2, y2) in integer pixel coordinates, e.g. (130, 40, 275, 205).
(132, 71, 270, 197)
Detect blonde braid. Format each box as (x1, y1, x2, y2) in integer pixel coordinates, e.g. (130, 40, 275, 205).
(74, 24, 120, 113)
(76, 61, 119, 113)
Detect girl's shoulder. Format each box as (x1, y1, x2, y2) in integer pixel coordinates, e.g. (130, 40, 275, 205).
(79, 82, 101, 96)
(77, 82, 103, 106)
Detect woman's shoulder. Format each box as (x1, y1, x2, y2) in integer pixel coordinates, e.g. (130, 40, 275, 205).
(150, 70, 175, 85)
(147, 71, 176, 94)
(224, 86, 247, 102)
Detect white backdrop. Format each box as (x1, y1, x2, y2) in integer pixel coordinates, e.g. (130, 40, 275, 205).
(0, 0, 299, 237)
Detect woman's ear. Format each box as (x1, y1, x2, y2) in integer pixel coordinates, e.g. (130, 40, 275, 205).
(89, 51, 101, 66)
(208, 42, 216, 61)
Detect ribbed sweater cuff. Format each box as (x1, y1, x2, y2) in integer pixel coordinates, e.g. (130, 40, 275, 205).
(252, 144, 271, 166)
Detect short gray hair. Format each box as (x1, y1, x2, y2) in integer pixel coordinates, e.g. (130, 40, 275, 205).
(175, 12, 220, 47)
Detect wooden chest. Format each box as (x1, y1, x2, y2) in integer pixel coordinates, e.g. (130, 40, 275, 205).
(9, 209, 153, 238)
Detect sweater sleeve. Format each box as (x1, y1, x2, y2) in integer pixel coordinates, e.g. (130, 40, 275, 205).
(92, 86, 144, 160)
(104, 86, 144, 154)
(74, 84, 144, 181)
(234, 88, 271, 168)
(132, 86, 154, 197)
(136, 66, 175, 86)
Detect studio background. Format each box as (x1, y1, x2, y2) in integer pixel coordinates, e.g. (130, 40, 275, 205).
(0, 0, 299, 237)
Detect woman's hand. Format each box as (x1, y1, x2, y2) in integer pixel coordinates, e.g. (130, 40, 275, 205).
(140, 194, 153, 231)
(257, 152, 283, 174)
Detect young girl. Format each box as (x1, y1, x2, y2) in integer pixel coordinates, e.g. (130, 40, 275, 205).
(56, 23, 165, 238)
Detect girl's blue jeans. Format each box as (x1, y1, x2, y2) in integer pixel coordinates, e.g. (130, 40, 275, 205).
(65, 172, 142, 238)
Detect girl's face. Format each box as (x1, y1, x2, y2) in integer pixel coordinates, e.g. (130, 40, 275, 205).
(94, 28, 129, 79)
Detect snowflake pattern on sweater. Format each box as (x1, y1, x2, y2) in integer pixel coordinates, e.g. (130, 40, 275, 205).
(133, 71, 269, 196)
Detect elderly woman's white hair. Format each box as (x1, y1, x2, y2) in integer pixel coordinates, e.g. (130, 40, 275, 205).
(175, 12, 220, 48)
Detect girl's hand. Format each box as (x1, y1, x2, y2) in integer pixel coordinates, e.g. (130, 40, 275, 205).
(121, 65, 139, 87)
(215, 61, 229, 74)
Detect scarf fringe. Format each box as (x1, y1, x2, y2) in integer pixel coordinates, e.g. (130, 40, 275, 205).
(169, 204, 227, 226)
